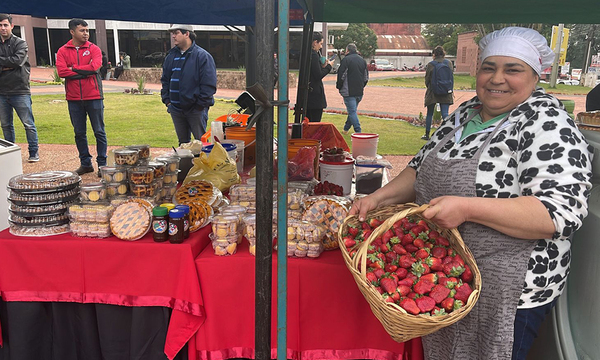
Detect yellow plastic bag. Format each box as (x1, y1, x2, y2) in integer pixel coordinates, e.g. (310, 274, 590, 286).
(183, 142, 241, 192)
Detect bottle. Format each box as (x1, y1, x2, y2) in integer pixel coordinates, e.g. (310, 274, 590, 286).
(175, 204, 190, 239)
(168, 209, 185, 244)
(152, 206, 169, 242)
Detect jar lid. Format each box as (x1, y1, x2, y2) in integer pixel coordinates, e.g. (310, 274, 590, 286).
(80, 182, 106, 191)
(169, 209, 185, 219)
(351, 133, 379, 139)
(174, 204, 190, 214)
(114, 148, 138, 155)
(147, 161, 167, 168)
(160, 203, 176, 210)
(153, 206, 168, 216)
(155, 156, 179, 164)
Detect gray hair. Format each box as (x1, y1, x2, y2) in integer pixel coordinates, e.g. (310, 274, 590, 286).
(346, 43, 357, 53)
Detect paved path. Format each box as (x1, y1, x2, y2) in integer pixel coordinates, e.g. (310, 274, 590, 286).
(30, 67, 588, 118)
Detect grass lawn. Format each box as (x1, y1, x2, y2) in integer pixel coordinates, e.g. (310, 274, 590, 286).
(369, 75, 593, 95)
(14, 93, 426, 156)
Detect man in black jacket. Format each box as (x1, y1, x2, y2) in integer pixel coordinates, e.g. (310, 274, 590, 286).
(336, 43, 368, 134)
(0, 13, 39, 161)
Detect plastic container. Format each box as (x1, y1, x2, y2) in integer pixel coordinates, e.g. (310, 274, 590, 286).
(128, 166, 155, 185)
(79, 182, 108, 203)
(288, 139, 320, 178)
(114, 148, 139, 166)
(99, 166, 127, 183)
(355, 163, 384, 194)
(226, 126, 256, 167)
(319, 158, 354, 195)
(202, 143, 237, 162)
(221, 139, 245, 174)
(351, 133, 379, 158)
(155, 156, 180, 174)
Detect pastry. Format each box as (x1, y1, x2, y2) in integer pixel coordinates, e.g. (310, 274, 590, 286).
(110, 201, 151, 240)
(128, 166, 155, 185)
(175, 180, 215, 204)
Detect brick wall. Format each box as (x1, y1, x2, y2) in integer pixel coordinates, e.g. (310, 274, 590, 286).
(456, 32, 479, 76)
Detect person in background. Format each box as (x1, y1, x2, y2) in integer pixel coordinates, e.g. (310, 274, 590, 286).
(306, 32, 333, 123)
(336, 43, 368, 134)
(422, 46, 454, 140)
(161, 25, 217, 145)
(585, 82, 600, 111)
(0, 13, 39, 162)
(351, 27, 593, 360)
(56, 18, 107, 176)
(122, 52, 131, 70)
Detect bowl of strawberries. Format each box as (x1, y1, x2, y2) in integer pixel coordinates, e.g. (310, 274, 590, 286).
(338, 203, 481, 343)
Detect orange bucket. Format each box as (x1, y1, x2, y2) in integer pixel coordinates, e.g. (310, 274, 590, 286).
(226, 126, 257, 167)
(288, 139, 320, 179)
(201, 114, 250, 143)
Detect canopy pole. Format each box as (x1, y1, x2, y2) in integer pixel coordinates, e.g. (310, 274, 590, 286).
(255, 0, 275, 358)
(276, 0, 290, 357)
(294, 21, 314, 123)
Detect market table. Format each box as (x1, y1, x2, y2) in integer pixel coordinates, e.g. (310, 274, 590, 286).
(190, 241, 424, 360)
(0, 225, 211, 360)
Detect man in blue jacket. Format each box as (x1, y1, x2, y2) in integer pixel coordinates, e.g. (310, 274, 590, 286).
(161, 25, 217, 145)
(336, 43, 368, 134)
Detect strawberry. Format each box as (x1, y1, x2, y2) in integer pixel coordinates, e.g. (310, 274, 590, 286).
(415, 248, 429, 259)
(398, 278, 414, 287)
(420, 273, 438, 284)
(453, 300, 464, 310)
(410, 225, 425, 236)
(428, 257, 443, 271)
(343, 237, 356, 248)
(362, 230, 373, 241)
(382, 229, 394, 244)
(406, 273, 419, 283)
(439, 277, 458, 289)
(375, 286, 384, 294)
(347, 225, 359, 237)
(413, 238, 426, 249)
(415, 296, 436, 313)
(392, 244, 407, 255)
(461, 264, 473, 283)
(429, 284, 451, 303)
(391, 290, 401, 301)
(395, 267, 408, 279)
(431, 246, 447, 259)
(454, 254, 466, 266)
(436, 236, 450, 247)
(349, 249, 357, 258)
(382, 293, 394, 303)
(380, 277, 397, 294)
(399, 255, 417, 269)
(398, 284, 411, 296)
(373, 268, 385, 279)
(361, 222, 371, 231)
(378, 243, 390, 253)
(440, 297, 454, 312)
(366, 271, 378, 284)
(368, 218, 383, 228)
(454, 283, 473, 303)
(413, 279, 435, 295)
(404, 244, 419, 253)
(417, 220, 430, 231)
(401, 233, 414, 246)
(443, 261, 465, 277)
(428, 230, 440, 240)
(384, 264, 398, 272)
(442, 256, 454, 265)
(407, 292, 418, 299)
(399, 298, 420, 315)
(432, 308, 447, 317)
(385, 252, 398, 263)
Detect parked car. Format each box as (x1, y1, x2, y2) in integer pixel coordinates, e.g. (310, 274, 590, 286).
(369, 59, 395, 71)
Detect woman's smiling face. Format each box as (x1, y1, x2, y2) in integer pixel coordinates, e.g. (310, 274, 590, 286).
(476, 56, 539, 121)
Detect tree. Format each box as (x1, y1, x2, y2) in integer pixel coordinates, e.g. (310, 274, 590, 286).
(566, 24, 599, 70)
(330, 23, 378, 58)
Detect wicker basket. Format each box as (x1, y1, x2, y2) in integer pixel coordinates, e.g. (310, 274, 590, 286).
(337, 203, 481, 343)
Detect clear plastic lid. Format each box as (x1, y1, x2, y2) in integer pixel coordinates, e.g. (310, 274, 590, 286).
(114, 148, 139, 165)
(9, 171, 81, 192)
(126, 144, 150, 159)
(128, 166, 155, 185)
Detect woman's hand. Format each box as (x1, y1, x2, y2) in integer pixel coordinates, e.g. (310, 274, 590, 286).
(421, 196, 470, 229)
(349, 194, 380, 222)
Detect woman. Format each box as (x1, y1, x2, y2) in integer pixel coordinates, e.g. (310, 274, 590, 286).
(306, 32, 333, 122)
(351, 27, 593, 360)
(422, 46, 454, 140)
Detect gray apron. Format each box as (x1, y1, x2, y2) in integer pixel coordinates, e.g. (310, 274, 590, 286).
(414, 112, 538, 360)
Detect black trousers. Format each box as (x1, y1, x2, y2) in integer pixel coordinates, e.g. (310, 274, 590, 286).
(305, 108, 323, 123)
(0, 299, 187, 360)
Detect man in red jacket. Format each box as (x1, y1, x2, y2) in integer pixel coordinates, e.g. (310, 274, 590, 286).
(56, 18, 107, 176)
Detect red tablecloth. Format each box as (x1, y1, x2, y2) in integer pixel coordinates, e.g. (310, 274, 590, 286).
(191, 241, 424, 360)
(0, 226, 211, 360)
(302, 122, 350, 152)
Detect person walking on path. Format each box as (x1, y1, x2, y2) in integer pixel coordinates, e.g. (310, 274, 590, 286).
(336, 43, 368, 134)
(422, 46, 454, 140)
(161, 24, 217, 145)
(306, 32, 333, 123)
(0, 13, 39, 162)
(56, 18, 107, 176)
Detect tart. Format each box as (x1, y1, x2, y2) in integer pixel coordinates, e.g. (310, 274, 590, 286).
(110, 201, 151, 240)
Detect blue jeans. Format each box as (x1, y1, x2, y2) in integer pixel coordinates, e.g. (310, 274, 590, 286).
(68, 100, 107, 168)
(169, 105, 209, 145)
(425, 103, 449, 136)
(512, 299, 557, 360)
(343, 95, 362, 133)
(0, 94, 39, 156)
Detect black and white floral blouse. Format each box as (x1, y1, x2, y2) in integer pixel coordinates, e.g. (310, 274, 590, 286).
(408, 88, 594, 308)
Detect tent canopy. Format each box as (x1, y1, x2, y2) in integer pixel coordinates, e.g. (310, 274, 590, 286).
(4, 0, 596, 25)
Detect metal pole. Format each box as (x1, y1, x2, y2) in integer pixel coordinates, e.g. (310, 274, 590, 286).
(276, 0, 289, 357)
(246, 26, 256, 87)
(255, 0, 274, 358)
(294, 22, 314, 123)
(550, 24, 564, 88)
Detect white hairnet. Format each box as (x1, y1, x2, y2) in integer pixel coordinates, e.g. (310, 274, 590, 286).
(479, 27, 555, 75)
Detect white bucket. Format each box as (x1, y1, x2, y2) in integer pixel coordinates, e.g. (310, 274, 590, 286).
(351, 133, 379, 158)
(221, 139, 245, 174)
(319, 158, 355, 195)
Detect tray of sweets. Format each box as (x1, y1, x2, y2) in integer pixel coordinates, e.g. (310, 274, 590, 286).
(8, 171, 81, 194)
(8, 188, 80, 206)
(9, 201, 74, 216)
(8, 213, 69, 226)
(9, 222, 70, 237)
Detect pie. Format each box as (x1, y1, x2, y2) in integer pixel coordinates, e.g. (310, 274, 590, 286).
(175, 180, 215, 204)
(110, 201, 151, 240)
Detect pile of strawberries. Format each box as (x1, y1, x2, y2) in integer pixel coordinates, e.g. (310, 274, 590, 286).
(313, 180, 344, 196)
(342, 216, 474, 316)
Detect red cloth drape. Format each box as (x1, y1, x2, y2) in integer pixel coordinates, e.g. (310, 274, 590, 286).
(0, 226, 211, 360)
(302, 122, 351, 152)
(192, 241, 424, 360)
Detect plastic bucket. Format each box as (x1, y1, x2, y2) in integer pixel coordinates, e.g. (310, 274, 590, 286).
(221, 139, 245, 174)
(351, 133, 379, 158)
(226, 126, 256, 167)
(202, 143, 237, 163)
(319, 158, 354, 195)
(288, 139, 320, 179)
(355, 163, 384, 194)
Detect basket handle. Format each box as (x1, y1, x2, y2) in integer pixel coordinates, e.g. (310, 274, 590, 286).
(355, 203, 430, 279)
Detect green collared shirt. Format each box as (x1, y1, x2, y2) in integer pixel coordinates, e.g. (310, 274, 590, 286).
(460, 109, 508, 141)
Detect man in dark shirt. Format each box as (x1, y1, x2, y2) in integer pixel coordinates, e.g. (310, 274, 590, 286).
(586, 82, 600, 111)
